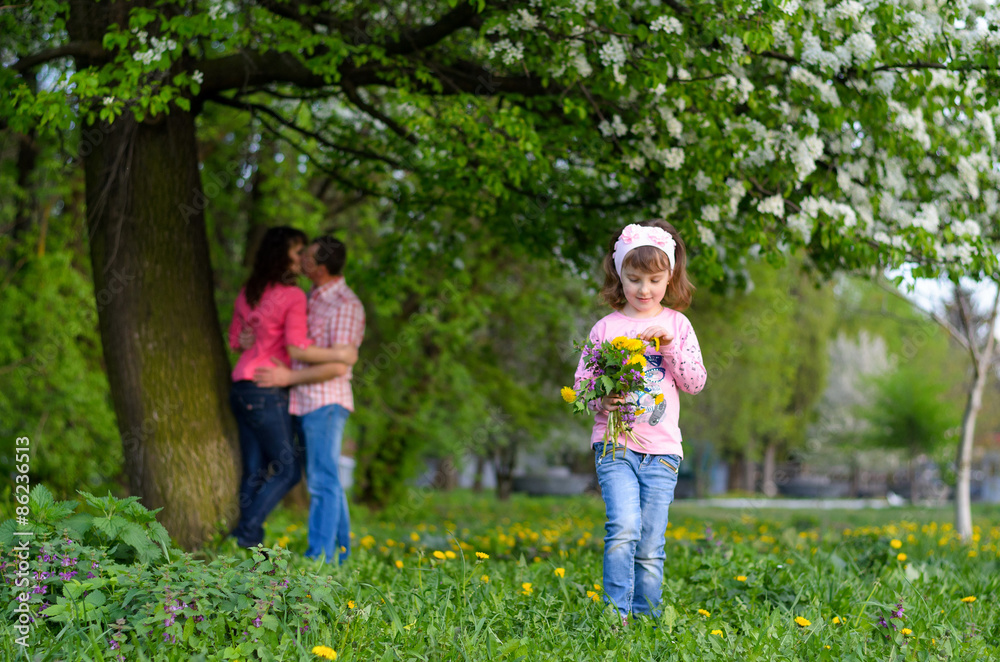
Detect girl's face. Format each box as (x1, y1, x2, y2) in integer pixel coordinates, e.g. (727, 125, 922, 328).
(621, 266, 669, 318)
(287, 241, 304, 275)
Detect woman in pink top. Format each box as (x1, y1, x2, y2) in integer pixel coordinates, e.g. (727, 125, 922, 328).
(227, 226, 355, 548)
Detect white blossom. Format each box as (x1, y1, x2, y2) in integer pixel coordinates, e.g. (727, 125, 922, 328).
(650, 16, 683, 35)
(697, 224, 717, 246)
(833, 0, 864, 20)
(701, 204, 721, 223)
(490, 39, 524, 65)
(660, 147, 685, 170)
(694, 170, 712, 192)
(102, 96, 115, 106)
(757, 194, 785, 217)
(192, 70, 204, 85)
(623, 154, 646, 170)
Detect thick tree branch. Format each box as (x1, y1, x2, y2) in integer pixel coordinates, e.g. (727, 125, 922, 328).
(12, 41, 106, 72)
(383, 2, 484, 56)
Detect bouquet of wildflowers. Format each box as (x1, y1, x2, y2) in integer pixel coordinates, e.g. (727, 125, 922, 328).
(562, 336, 658, 457)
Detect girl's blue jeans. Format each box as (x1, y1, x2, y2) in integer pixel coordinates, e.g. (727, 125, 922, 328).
(594, 444, 680, 618)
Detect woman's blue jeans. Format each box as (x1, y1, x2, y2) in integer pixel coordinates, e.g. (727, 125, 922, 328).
(594, 444, 680, 618)
(294, 404, 351, 563)
(230, 381, 301, 547)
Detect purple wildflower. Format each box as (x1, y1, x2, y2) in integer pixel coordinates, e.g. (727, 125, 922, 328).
(253, 616, 262, 628)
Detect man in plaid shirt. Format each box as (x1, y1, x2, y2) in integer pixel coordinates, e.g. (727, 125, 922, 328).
(254, 236, 365, 563)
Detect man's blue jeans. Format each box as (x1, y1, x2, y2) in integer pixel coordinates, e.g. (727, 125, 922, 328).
(594, 444, 680, 618)
(230, 381, 301, 547)
(294, 404, 351, 563)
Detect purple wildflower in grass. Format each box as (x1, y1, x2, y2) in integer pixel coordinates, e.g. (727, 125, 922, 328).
(253, 616, 263, 628)
(109, 640, 120, 651)
(164, 615, 176, 627)
(194, 615, 205, 623)
(31, 585, 47, 595)
(892, 603, 905, 619)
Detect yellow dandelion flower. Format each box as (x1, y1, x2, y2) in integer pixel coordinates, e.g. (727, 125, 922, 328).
(347, 600, 355, 609)
(654, 393, 664, 405)
(890, 539, 902, 549)
(410, 532, 420, 542)
(586, 590, 601, 602)
(554, 567, 565, 578)
(340, 545, 347, 554)
(276, 535, 290, 547)
(594, 584, 602, 591)
(476, 552, 489, 560)
(522, 582, 533, 595)
(433, 550, 446, 560)
(961, 596, 977, 603)
(901, 628, 912, 635)
(794, 617, 812, 627)
(635, 408, 646, 415)
(481, 574, 489, 583)
(698, 609, 711, 617)
(653, 337, 660, 352)
(968, 550, 978, 557)
(286, 524, 300, 533)
(395, 560, 403, 569)
(832, 616, 841, 624)
(560, 387, 577, 403)
(710, 629, 723, 637)
(445, 550, 456, 559)
(627, 353, 647, 368)
(824, 646, 831, 650)
(735, 575, 747, 582)
(897, 553, 907, 562)
(312, 646, 337, 660)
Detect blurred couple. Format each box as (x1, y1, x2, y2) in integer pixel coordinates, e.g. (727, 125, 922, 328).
(227, 227, 364, 563)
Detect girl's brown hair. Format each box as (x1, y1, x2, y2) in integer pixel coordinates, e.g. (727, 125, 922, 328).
(600, 220, 693, 311)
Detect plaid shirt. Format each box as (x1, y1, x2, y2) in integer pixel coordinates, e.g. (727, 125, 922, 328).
(289, 277, 366, 415)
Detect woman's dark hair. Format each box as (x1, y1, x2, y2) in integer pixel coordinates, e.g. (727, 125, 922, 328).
(600, 220, 693, 311)
(245, 226, 308, 308)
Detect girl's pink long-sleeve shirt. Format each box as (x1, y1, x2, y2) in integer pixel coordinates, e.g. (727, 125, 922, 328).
(574, 308, 707, 458)
(228, 284, 313, 382)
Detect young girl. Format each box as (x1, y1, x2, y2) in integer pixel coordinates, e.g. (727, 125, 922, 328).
(575, 220, 707, 623)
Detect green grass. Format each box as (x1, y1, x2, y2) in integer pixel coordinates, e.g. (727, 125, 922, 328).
(4, 490, 999, 661)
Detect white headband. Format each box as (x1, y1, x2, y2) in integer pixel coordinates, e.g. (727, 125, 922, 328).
(613, 224, 676, 277)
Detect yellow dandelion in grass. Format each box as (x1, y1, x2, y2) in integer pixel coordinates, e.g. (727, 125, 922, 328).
(395, 560, 403, 569)
(476, 551, 489, 560)
(794, 617, 812, 627)
(897, 553, 907, 562)
(824, 646, 831, 650)
(710, 629, 723, 637)
(445, 550, 457, 559)
(586, 590, 601, 602)
(347, 600, 355, 609)
(522, 582, 533, 596)
(312, 646, 337, 660)
(481, 574, 489, 583)
(901, 628, 912, 635)
(832, 616, 841, 624)
(890, 539, 902, 549)
(276, 535, 290, 547)
(698, 609, 711, 617)
(961, 596, 977, 603)
(968, 550, 978, 557)
(554, 567, 566, 578)
(734, 575, 747, 582)
(410, 532, 420, 542)
(560, 387, 577, 403)
(432, 550, 446, 560)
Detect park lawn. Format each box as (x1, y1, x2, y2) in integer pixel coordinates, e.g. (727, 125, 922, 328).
(3, 489, 999, 661)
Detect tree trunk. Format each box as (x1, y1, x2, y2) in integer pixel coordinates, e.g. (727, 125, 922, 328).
(761, 441, 778, 497)
(955, 355, 990, 540)
(81, 111, 239, 549)
(472, 454, 485, 493)
(954, 285, 999, 541)
(69, 0, 240, 550)
(494, 440, 517, 501)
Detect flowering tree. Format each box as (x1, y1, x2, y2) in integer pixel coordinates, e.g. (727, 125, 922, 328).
(4, 0, 998, 546)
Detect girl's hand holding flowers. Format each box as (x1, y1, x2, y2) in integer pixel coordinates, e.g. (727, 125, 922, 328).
(639, 325, 673, 351)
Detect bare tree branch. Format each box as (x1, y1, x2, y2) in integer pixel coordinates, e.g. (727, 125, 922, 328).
(874, 276, 972, 352)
